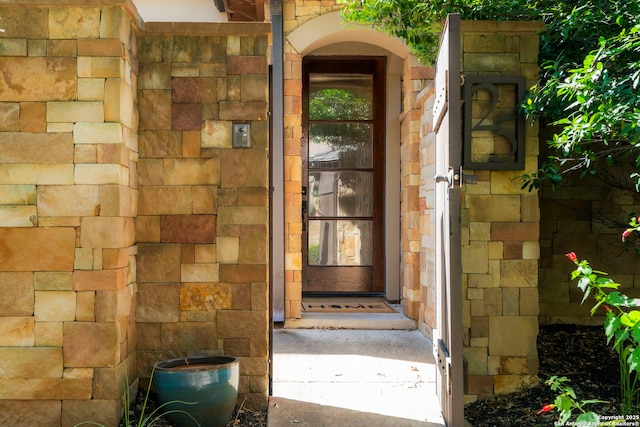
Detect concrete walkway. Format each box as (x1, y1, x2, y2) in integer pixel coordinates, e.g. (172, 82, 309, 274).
(268, 326, 446, 427)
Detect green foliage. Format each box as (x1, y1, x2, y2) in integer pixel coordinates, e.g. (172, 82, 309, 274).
(566, 217, 640, 414)
(542, 376, 605, 424)
(340, 0, 640, 190)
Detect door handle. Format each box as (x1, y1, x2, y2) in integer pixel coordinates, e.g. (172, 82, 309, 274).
(434, 167, 477, 188)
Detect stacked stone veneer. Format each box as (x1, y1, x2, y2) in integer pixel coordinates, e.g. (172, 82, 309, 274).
(0, 4, 138, 425)
(135, 22, 270, 411)
(417, 21, 543, 404)
(0, 2, 270, 424)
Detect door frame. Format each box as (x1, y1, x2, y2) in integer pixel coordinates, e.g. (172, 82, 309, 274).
(301, 56, 387, 295)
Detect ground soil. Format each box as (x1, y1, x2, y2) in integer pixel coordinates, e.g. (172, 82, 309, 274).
(465, 324, 623, 427)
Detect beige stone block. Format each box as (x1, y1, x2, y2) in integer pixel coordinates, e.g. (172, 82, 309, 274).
(77, 56, 123, 78)
(138, 90, 171, 131)
(195, 244, 216, 263)
(47, 102, 104, 123)
(76, 291, 96, 322)
(162, 321, 218, 350)
(218, 310, 267, 339)
(0, 164, 73, 185)
(62, 398, 121, 427)
(239, 225, 267, 264)
(135, 216, 161, 242)
(0, 317, 34, 346)
(0, 102, 19, 131)
(493, 374, 539, 394)
(77, 78, 105, 101)
(93, 365, 126, 400)
(220, 149, 268, 187)
(0, 347, 63, 378)
(33, 272, 72, 291)
(49, 7, 100, 39)
(63, 322, 119, 367)
(35, 321, 63, 347)
(0, 400, 60, 427)
(105, 78, 136, 128)
(462, 244, 489, 274)
(467, 195, 520, 222)
(216, 236, 240, 264)
(500, 260, 538, 287)
(0, 228, 75, 271)
(81, 216, 135, 248)
(0, 378, 91, 400)
(201, 120, 233, 148)
(0, 39, 27, 57)
(520, 288, 539, 316)
(0, 205, 37, 227)
(0, 185, 36, 204)
(192, 186, 216, 214)
(63, 368, 94, 379)
(74, 248, 94, 270)
(74, 164, 126, 185)
(38, 185, 100, 217)
(138, 158, 164, 186)
(181, 263, 219, 283)
(74, 122, 123, 144)
(47, 122, 73, 133)
(164, 158, 221, 185)
(489, 316, 538, 356)
(20, 101, 46, 132)
(136, 283, 180, 322)
(34, 290, 76, 321)
(0, 57, 76, 102)
(522, 241, 539, 260)
(464, 346, 488, 376)
(0, 132, 73, 164)
(138, 186, 192, 215)
(73, 268, 128, 291)
(95, 286, 133, 323)
(218, 206, 268, 226)
(138, 62, 171, 90)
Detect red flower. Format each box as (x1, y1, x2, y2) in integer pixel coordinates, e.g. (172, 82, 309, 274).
(623, 229, 632, 242)
(566, 252, 577, 262)
(536, 404, 555, 415)
(604, 305, 612, 313)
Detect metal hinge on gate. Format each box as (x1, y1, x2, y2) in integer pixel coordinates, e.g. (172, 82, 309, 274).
(434, 166, 477, 188)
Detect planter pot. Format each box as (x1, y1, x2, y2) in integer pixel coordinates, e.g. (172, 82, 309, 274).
(154, 356, 239, 427)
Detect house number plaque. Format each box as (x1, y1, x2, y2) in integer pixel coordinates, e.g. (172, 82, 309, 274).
(463, 75, 526, 170)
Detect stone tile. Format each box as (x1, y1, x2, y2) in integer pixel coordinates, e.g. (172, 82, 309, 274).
(34, 291, 76, 321)
(201, 120, 233, 148)
(139, 130, 182, 158)
(232, 282, 251, 310)
(220, 149, 267, 187)
(138, 90, 171, 131)
(81, 217, 135, 248)
(192, 186, 216, 214)
(137, 243, 182, 283)
(0, 228, 75, 271)
(0, 102, 19, 131)
(467, 195, 521, 222)
(171, 103, 202, 131)
(47, 101, 104, 123)
(77, 39, 123, 57)
(491, 222, 540, 241)
(219, 101, 268, 121)
(160, 215, 216, 243)
(76, 291, 96, 322)
(172, 77, 203, 103)
(0, 57, 76, 102)
(0, 400, 60, 426)
(500, 260, 538, 287)
(62, 398, 120, 427)
(74, 122, 123, 144)
(180, 283, 232, 311)
(0, 205, 36, 227)
(239, 225, 267, 264)
(37, 185, 99, 217)
(136, 283, 180, 323)
(34, 272, 73, 291)
(74, 164, 126, 185)
(0, 347, 63, 378)
(466, 375, 494, 395)
(164, 158, 220, 185)
(49, 6, 100, 38)
(0, 272, 33, 316)
(95, 287, 133, 323)
(138, 62, 171, 90)
(63, 322, 119, 367)
(77, 56, 122, 78)
(217, 236, 239, 264)
(19, 102, 46, 132)
(73, 268, 128, 292)
(162, 321, 218, 350)
(138, 186, 193, 215)
(241, 74, 268, 102)
(218, 310, 267, 339)
(227, 56, 266, 74)
(489, 315, 538, 356)
(0, 164, 74, 185)
(493, 374, 539, 394)
(0, 132, 73, 164)
(0, 317, 34, 346)
(35, 321, 63, 347)
(181, 263, 219, 283)
(134, 216, 161, 242)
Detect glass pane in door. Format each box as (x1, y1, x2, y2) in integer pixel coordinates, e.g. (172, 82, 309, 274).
(307, 219, 373, 266)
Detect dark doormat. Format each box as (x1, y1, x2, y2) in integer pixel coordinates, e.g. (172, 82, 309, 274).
(301, 299, 397, 313)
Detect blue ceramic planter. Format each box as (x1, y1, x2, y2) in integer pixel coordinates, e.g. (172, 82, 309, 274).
(154, 356, 239, 427)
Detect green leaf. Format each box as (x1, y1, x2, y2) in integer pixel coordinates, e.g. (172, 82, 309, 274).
(604, 314, 621, 343)
(555, 395, 573, 412)
(628, 346, 640, 372)
(576, 412, 600, 423)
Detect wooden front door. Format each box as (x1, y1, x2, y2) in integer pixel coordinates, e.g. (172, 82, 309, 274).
(301, 57, 386, 294)
(433, 14, 464, 426)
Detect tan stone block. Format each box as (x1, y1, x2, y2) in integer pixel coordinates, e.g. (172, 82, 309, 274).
(0, 185, 35, 204)
(34, 291, 76, 321)
(19, 102, 45, 132)
(137, 243, 181, 282)
(77, 38, 123, 57)
(0, 347, 63, 378)
(136, 283, 180, 322)
(95, 286, 133, 323)
(49, 6, 100, 38)
(0, 57, 76, 102)
(63, 322, 119, 367)
(220, 149, 268, 187)
(75, 163, 127, 185)
(163, 158, 220, 186)
(0, 39, 27, 57)
(192, 185, 216, 214)
(491, 222, 539, 241)
(138, 186, 193, 215)
(182, 130, 201, 157)
(0, 378, 91, 399)
(81, 216, 135, 249)
(520, 288, 539, 316)
(62, 398, 121, 427)
(73, 122, 123, 145)
(0, 205, 36, 227)
(76, 291, 96, 322)
(105, 78, 136, 128)
(160, 215, 216, 243)
(135, 216, 161, 242)
(239, 225, 267, 264)
(241, 74, 268, 102)
(139, 90, 171, 131)
(138, 158, 164, 186)
(464, 346, 488, 376)
(0, 132, 73, 164)
(33, 272, 72, 291)
(63, 368, 94, 379)
(500, 259, 538, 287)
(103, 248, 129, 269)
(138, 62, 171, 89)
(77, 56, 122, 78)
(0, 228, 75, 271)
(38, 185, 100, 217)
(0, 400, 60, 427)
(0, 164, 74, 185)
(218, 206, 268, 226)
(493, 374, 539, 394)
(489, 316, 538, 356)
(47, 102, 104, 123)
(201, 120, 233, 148)
(0, 272, 33, 315)
(0, 317, 34, 347)
(462, 244, 489, 274)
(162, 321, 218, 350)
(0, 102, 19, 131)
(217, 236, 239, 264)
(180, 282, 232, 311)
(218, 310, 267, 339)
(73, 268, 127, 291)
(77, 78, 105, 101)
(194, 244, 216, 263)
(74, 248, 94, 270)
(467, 195, 520, 222)
(35, 322, 64, 347)
(181, 263, 219, 283)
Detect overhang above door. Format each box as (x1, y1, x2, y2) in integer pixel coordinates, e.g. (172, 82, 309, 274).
(215, 0, 265, 21)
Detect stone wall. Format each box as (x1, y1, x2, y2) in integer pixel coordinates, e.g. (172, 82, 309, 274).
(134, 22, 271, 411)
(0, 3, 138, 425)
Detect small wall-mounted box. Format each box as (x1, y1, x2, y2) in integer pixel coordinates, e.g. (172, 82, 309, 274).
(232, 124, 251, 148)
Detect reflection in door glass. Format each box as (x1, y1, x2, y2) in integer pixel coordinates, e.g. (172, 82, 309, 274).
(309, 123, 372, 168)
(308, 171, 372, 217)
(307, 220, 373, 266)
